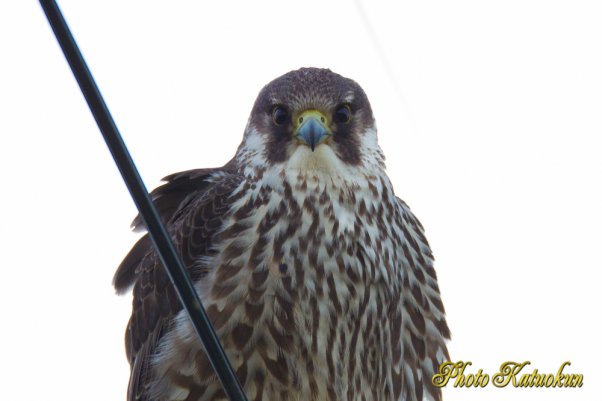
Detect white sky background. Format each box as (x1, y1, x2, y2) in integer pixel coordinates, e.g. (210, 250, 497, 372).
(1, 1, 601, 400)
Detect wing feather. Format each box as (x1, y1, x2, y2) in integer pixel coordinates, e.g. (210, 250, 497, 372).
(113, 168, 244, 401)
(394, 197, 450, 401)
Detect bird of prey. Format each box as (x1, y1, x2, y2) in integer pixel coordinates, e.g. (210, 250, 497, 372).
(114, 68, 450, 401)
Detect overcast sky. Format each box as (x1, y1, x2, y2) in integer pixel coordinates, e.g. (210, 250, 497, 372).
(1, 1, 601, 401)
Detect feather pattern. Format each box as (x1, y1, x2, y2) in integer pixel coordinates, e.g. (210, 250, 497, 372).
(115, 68, 450, 401)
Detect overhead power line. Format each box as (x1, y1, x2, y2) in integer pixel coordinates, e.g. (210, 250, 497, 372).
(38, 2, 248, 401)
(353, 0, 417, 131)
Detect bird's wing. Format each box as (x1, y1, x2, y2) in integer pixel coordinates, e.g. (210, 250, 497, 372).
(393, 197, 450, 401)
(113, 168, 244, 401)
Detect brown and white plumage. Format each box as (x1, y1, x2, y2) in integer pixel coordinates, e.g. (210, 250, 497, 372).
(114, 68, 450, 401)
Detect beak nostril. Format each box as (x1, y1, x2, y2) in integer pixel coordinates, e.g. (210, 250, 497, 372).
(320, 117, 325, 123)
(299, 117, 303, 123)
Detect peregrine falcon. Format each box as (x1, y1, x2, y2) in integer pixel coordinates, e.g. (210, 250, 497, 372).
(114, 68, 450, 401)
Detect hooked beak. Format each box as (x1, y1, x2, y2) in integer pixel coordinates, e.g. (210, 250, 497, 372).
(294, 110, 332, 151)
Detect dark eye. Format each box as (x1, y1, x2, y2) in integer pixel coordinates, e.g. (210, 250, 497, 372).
(333, 104, 352, 124)
(272, 106, 289, 126)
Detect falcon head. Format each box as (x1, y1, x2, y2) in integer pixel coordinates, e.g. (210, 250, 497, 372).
(234, 68, 385, 176)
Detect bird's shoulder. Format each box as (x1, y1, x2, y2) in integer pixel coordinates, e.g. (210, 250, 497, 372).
(114, 168, 245, 291)
(113, 166, 246, 401)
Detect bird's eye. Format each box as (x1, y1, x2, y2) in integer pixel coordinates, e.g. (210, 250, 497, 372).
(334, 104, 352, 124)
(272, 106, 289, 126)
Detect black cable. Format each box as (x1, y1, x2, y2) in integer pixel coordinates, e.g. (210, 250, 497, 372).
(38, 2, 248, 401)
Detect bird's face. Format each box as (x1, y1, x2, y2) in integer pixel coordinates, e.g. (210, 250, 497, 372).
(236, 68, 385, 176)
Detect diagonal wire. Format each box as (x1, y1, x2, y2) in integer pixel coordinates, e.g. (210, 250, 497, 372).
(38, 2, 248, 401)
(353, 0, 416, 131)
